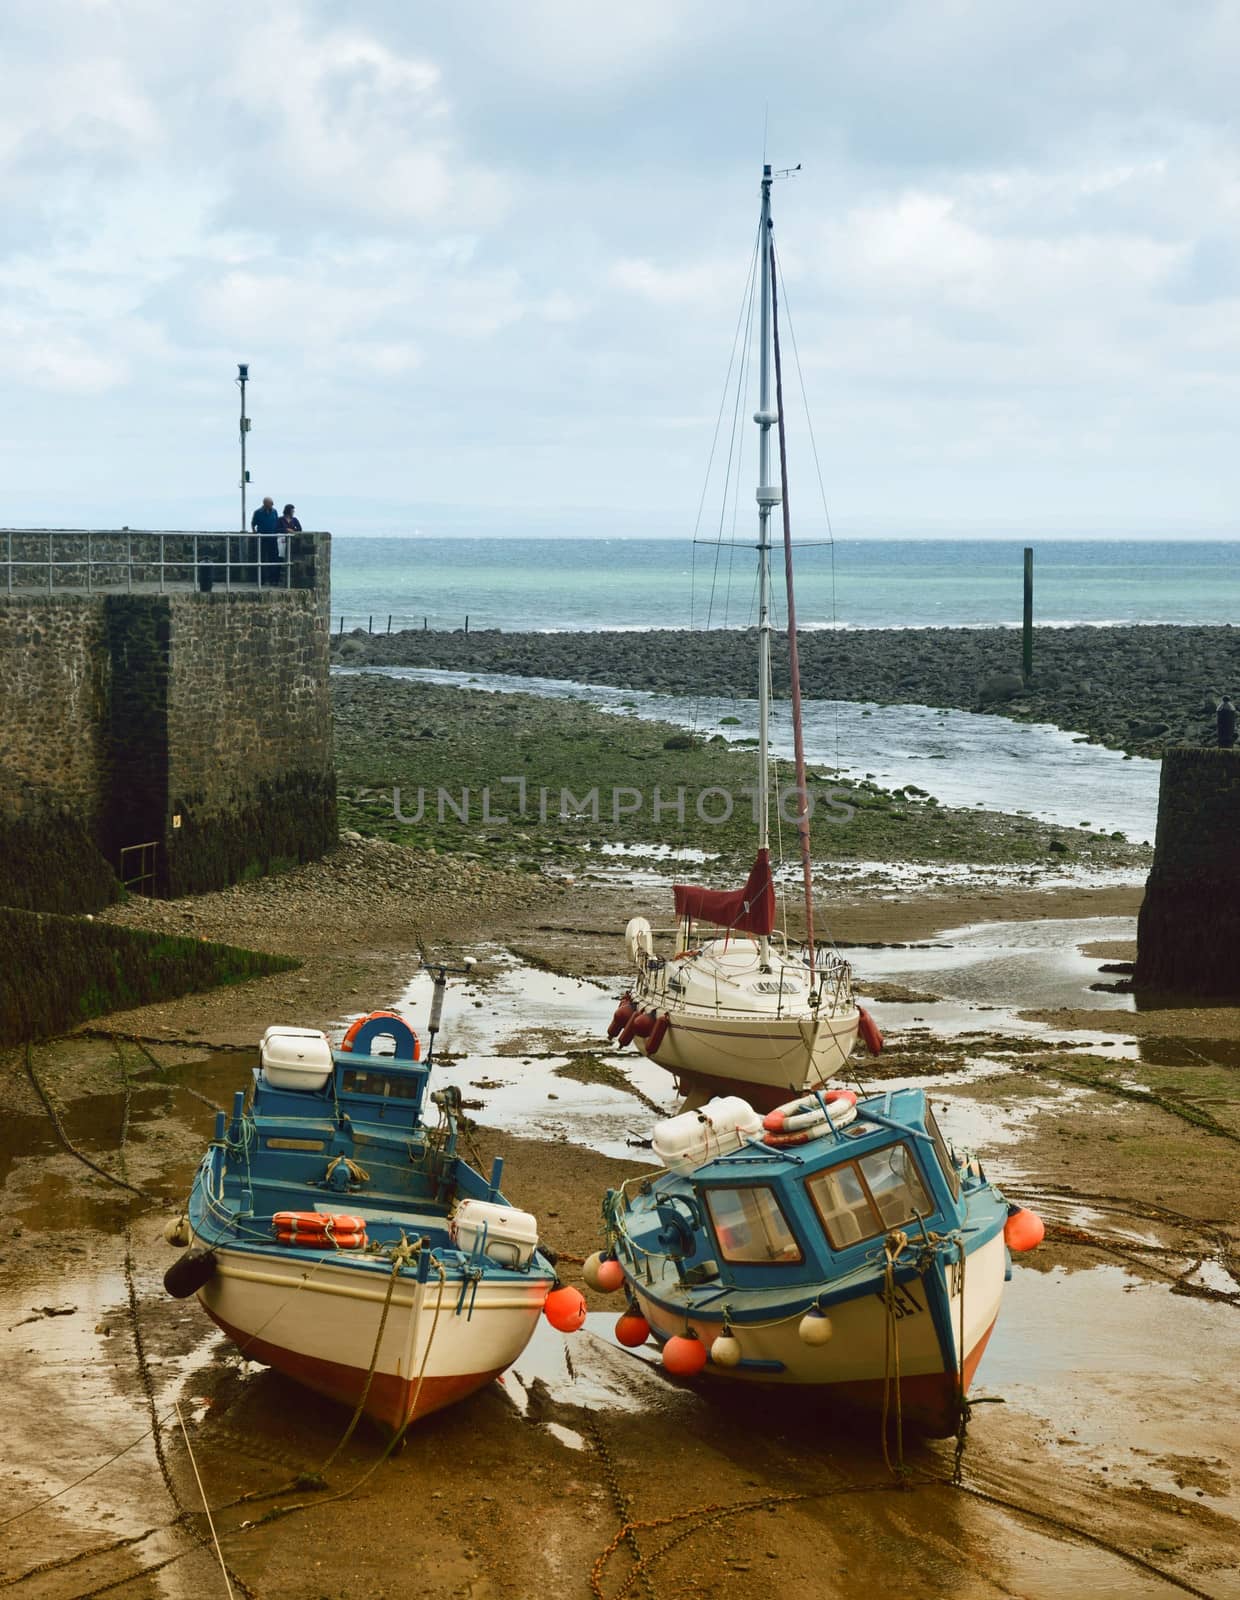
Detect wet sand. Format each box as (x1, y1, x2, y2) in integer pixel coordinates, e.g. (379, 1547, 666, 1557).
(2, 863, 1239, 1600)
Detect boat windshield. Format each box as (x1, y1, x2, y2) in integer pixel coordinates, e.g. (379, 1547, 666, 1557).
(806, 1143, 932, 1251)
(703, 1186, 803, 1264)
(924, 1105, 961, 1199)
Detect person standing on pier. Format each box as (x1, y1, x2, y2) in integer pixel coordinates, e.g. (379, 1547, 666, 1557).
(1217, 696, 1237, 748)
(251, 496, 281, 585)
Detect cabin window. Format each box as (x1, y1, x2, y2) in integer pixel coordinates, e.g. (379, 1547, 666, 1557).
(807, 1143, 932, 1250)
(924, 1106, 961, 1199)
(338, 1069, 420, 1100)
(703, 1186, 803, 1264)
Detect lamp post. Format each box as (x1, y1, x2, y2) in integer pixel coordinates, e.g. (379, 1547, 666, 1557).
(236, 363, 251, 533)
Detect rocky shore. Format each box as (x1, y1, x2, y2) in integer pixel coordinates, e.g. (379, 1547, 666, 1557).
(332, 622, 1240, 757)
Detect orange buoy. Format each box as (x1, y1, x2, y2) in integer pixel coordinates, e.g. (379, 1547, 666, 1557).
(595, 1257, 626, 1293)
(543, 1285, 588, 1332)
(662, 1332, 708, 1376)
(1004, 1208, 1045, 1252)
(614, 1312, 651, 1348)
(857, 1006, 883, 1056)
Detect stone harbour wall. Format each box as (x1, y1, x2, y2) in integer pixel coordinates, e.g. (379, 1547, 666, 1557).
(164, 589, 336, 895)
(1135, 747, 1240, 996)
(0, 532, 335, 909)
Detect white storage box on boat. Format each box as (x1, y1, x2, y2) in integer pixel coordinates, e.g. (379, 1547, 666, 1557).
(451, 1199, 539, 1268)
(260, 1027, 333, 1091)
(652, 1096, 764, 1175)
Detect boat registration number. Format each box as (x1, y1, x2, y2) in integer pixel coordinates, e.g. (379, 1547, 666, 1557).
(876, 1283, 923, 1320)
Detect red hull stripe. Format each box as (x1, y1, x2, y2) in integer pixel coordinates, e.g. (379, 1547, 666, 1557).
(204, 1306, 505, 1431)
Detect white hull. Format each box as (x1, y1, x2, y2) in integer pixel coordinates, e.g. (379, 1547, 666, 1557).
(637, 1007, 859, 1101)
(200, 1247, 549, 1429)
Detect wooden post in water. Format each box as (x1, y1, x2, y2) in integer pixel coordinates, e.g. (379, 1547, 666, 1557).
(465, 614, 469, 635)
(387, 615, 392, 634)
(368, 615, 373, 634)
(1022, 546, 1033, 682)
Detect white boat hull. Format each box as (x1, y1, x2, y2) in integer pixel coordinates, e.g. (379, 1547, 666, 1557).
(200, 1247, 549, 1430)
(635, 1006, 860, 1107)
(633, 1230, 1007, 1436)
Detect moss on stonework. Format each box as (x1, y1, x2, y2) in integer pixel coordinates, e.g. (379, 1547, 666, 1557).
(164, 769, 337, 896)
(0, 809, 120, 914)
(0, 906, 298, 1045)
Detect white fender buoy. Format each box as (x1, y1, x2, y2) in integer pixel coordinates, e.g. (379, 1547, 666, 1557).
(798, 1310, 833, 1346)
(710, 1332, 742, 1368)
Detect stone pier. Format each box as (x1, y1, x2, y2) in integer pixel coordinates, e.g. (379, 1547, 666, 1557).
(1134, 747, 1240, 997)
(0, 529, 336, 909)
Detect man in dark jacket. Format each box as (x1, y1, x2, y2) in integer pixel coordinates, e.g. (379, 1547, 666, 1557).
(1218, 696, 1237, 748)
(252, 496, 281, 585)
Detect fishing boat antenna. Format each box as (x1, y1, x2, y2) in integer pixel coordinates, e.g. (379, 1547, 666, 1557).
(422, 954, 477, 1066)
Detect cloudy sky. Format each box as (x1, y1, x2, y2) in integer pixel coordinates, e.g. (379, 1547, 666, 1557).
(2, 1, 1239, 538)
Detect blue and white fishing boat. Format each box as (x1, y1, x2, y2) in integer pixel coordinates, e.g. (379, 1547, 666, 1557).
(597, 1088, 1041, 1436)
(166, 977, 565, 1432)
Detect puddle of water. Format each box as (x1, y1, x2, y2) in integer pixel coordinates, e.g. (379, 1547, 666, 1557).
(980, 1263, 1239, 1515)
(385, 947, 617, 1058)
(854, 916, 1138, 1017)
(594, 841, 718, 863)
(433, 1052, 673, 1160)
(505, 1314, 678, 1417)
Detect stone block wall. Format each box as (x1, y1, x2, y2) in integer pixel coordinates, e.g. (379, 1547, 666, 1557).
(164, 588, 336, 894)
(0, 532, 335, 908)
(1134, 747, 1240, 996)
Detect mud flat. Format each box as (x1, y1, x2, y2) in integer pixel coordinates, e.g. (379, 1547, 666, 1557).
(3, 864, 1239, 1599)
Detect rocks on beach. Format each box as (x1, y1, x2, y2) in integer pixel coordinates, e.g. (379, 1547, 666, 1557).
(332, 622, 1240, 757)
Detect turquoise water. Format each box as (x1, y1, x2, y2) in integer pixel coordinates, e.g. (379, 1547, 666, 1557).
(331, 537, 1240, 633)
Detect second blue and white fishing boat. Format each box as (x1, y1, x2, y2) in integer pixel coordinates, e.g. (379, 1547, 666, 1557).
(597, 1087, 1041, 1436)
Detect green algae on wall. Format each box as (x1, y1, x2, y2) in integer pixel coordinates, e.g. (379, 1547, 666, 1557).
(0, 906, 298, 1045)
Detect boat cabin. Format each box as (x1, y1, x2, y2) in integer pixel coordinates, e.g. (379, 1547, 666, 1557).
(621, 1089, 975, 1297)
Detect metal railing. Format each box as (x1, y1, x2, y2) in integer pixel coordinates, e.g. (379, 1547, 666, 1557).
(120, 840, 158, 897)
(1, 529, 299, 595)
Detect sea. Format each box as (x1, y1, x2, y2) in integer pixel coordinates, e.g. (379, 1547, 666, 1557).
(330, 536, 1240, 634)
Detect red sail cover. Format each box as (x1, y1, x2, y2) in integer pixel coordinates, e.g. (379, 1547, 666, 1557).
(673, 849, 776, 935)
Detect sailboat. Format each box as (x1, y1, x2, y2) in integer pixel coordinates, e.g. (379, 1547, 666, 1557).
(609, 164, 874, 1112)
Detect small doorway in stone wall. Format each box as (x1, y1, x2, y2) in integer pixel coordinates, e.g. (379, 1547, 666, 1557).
(120, 840, 159, 896)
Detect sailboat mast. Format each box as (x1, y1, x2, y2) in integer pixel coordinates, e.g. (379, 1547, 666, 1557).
(754, 165, 779, 865)
(769, 237, 816, 977)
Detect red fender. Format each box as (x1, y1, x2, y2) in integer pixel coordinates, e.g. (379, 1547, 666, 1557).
(629, 1010, 655, 1039)
(617, 1011, 641, 1048)
(646, 1013, 670, 1053)
(857, 1006, 883, 1056)
(607, 995, 636, 1039)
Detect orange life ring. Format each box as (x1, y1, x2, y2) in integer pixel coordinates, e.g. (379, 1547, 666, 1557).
(273, 1211, 366, 1234)
(340, 1010, 421, 1060)
(857, 1007, 883, 1057)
